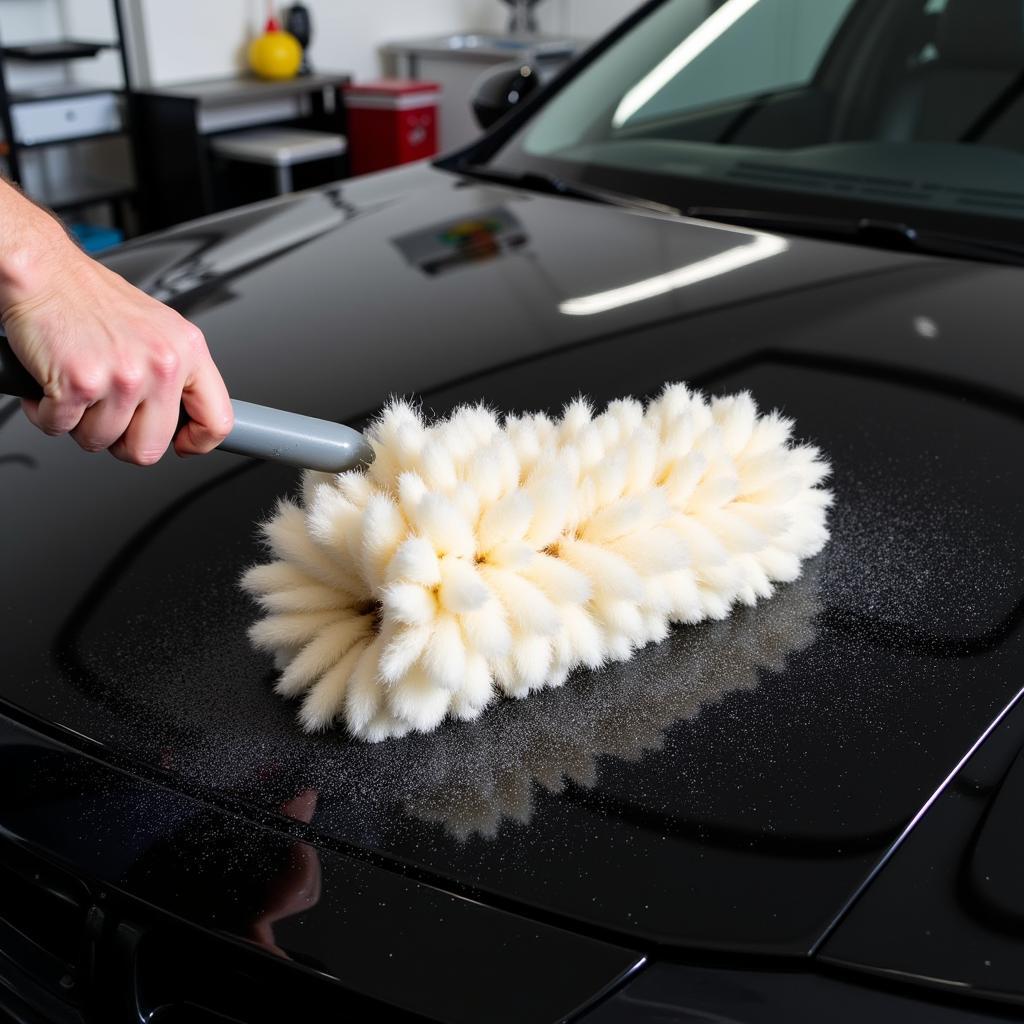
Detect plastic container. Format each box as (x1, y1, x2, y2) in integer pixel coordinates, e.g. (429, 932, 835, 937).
(69, 222, 123, 253)
(343, 79, 441, 176)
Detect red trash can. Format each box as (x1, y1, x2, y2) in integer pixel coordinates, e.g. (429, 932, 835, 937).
(343, 79, 441, 176)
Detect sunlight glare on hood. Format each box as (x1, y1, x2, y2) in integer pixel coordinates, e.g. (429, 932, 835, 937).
(559, 232, 787, 316)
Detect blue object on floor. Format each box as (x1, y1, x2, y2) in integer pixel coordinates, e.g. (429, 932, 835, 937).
(69, 222, 123, 253)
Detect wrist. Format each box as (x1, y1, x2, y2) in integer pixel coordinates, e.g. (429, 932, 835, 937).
(0, 178, 79, 321)
(0, 216, 77, 322)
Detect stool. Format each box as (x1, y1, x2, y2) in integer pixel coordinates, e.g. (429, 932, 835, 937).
(210, 127, 347, 194)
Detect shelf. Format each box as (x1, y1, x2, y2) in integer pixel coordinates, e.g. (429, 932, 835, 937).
(0, 0, 138, 233)
(17, 129, 127, 150)
(8, 83, 123, 104)
(139, 71, 350, 109)
(2, 40, 115, 62)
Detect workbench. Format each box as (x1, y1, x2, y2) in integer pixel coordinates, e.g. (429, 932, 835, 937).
(134, 71, 351, 231)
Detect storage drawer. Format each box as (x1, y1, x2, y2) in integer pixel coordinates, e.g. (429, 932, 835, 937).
(11, 92, 122, 146)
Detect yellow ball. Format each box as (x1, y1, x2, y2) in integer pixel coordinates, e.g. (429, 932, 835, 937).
(249, 30, 302, 81)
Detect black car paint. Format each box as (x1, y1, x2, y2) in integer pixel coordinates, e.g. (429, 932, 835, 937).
(0, 712, 642, 1023)
(820, 684, 1024, 1010)
(1, 163, 1024, 1020)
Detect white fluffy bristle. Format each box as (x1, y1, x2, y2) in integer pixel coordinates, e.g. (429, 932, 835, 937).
(241, 385, 832, 741)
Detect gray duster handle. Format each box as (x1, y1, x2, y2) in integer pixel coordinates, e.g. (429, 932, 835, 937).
(223, 399, 371, 472)
(0, 335, 372, 473)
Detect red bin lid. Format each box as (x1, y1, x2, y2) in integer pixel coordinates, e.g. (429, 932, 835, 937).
(344, 78, 441, 97)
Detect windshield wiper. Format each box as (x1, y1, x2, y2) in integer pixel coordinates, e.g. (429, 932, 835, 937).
(686, 207, 1024, 268)
(456, 163, 679, 216)
(446, 175, 1024, 267)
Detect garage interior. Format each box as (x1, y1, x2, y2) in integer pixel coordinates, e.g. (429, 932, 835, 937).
(2, 2, 1024, 1022)
(0, 0, 651, 240)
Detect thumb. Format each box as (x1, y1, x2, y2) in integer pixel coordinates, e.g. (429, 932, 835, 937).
(174, 359, 233, 456)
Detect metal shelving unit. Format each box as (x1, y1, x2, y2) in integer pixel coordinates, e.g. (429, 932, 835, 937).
(0, 0, 139, 237)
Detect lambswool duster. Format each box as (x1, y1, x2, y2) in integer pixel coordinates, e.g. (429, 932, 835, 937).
(242, 384, 832, 741)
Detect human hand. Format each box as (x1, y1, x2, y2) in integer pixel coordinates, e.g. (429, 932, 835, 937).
(0, 182, 232, 465)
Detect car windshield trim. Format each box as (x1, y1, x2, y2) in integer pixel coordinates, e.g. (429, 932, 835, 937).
(454, 162, 680, 216)
(451, 163, 1024, 268)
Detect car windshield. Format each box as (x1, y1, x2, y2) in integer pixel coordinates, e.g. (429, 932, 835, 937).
(485, 0, 1024, 243)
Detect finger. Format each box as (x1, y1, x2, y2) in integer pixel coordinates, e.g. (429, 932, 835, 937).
(18, 360, 107, 436)
(22, 394, 89, 437)
(20, 398, 42, 428)
(109, 395, 181, 466)
(174, 357, 233, 457)
(71, 396, 139, 454)
(24, 391, 92, 436)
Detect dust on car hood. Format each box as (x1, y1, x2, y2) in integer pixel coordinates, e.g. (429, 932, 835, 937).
(2, 164, 1023, 955)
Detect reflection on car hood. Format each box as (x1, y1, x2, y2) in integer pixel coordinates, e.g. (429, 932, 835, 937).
(402, 562, 822, 842)
(2, 164, 1024, 957)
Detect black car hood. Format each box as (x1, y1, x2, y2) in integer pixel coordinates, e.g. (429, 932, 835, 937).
(3, 164, 1024, 957)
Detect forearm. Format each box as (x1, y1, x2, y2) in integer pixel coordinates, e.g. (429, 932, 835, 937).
(0, 177, 232, 463)
(0, 177, 76, 321)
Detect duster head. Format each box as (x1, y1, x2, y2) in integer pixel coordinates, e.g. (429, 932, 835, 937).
(242, 384, 832, 741)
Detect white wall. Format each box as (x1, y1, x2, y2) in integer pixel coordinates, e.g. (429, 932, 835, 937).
(0, 0, 646, 88)
(127, 0, 644, 87)
(539, 0, 644, 38)
(133, 0, 492, 85)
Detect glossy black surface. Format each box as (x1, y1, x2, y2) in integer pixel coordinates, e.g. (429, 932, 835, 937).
(3, 163, 1024, 1000)
(820, 690, 1024, 1008)
(0, 712, 641, 1022)
(582, 961, 1022, 1023)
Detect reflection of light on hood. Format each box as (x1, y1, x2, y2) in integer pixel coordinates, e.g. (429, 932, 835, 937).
(560, 232, 787, 316)
(403, 562, 822, 841)
(613, 0, 762, 128)
(138, 190, 351, 302)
